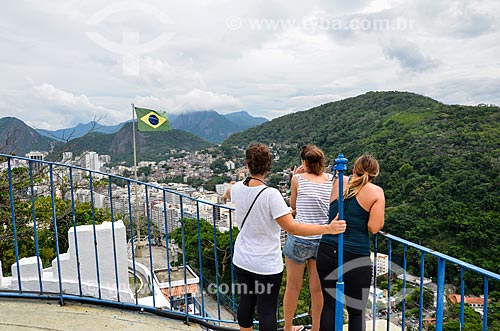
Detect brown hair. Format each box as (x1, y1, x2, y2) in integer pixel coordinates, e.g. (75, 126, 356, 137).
(345, 154, 380, 199)
(245, 143, 272, 176)
(300, 144, 325, 176)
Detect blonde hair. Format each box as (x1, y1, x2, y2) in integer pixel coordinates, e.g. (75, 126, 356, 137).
(300, 144, 325, 176)
(344, 154, 380, 199)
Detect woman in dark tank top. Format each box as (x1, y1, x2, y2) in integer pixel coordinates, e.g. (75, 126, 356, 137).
(317, 154, 385, 331)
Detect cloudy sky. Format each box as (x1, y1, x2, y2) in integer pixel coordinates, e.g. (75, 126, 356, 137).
(1, 0, 499, 130)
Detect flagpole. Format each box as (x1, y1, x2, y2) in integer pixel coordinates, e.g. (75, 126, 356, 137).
(132, 103, 138, 182)
(131, 104, 141, 251)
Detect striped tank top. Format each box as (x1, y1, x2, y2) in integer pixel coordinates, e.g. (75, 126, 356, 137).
(294, 173, 333, 240)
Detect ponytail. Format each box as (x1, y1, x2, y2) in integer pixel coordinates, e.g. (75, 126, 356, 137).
(344, 154, 379, 199)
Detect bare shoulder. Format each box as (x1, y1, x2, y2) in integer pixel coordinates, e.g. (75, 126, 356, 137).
(366, 183, 385, 198)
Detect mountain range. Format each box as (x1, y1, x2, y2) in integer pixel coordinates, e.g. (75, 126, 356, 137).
(36, 110, 267, 144)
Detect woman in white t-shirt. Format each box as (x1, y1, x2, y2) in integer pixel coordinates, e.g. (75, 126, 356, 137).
(230, 143, 346, 331)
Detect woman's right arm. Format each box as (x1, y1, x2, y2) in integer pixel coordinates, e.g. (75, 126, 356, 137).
(276, 213, 346, 236)
(367, 186, 385, 234)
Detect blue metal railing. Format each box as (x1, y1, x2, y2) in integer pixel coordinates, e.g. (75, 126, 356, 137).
(0, 154, 499, 331)
(372, 232, 500, 331)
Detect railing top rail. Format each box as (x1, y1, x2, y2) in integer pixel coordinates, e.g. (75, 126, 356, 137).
(379, 231, 500, 281)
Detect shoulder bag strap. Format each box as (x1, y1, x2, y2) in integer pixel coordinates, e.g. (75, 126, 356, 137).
(240, 186, 269, 229)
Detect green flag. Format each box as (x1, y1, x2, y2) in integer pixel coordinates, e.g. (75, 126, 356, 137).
(135, 107, 170, 131)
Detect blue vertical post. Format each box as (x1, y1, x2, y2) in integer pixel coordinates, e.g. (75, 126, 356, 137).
(419, 252, 425, 331)
(333, 153, 348, 331)
(372, 235, 378, 331)
(7, 158, 22, 293)
(228, 209, 236, 320)
(195, 201, 205, 319)
(386, 240, 392, 331)
(483, 277, 489, 331)
(108, 177, 120, 302)
(145, 186, 156, 308)
(49, 164, 64, 304)
(402, 244, 407, 331)
(163, 191, 173, 306)
(460, 267, 465, 330)
(435, 257, 445, 331)
(28, 161, 43, 294)
(127, 182, 138, 305)
(69, 168, 82, 296)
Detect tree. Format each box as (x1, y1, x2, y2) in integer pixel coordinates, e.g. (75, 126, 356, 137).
(444, 303, 482, 331)
(169, 218, 237, 285)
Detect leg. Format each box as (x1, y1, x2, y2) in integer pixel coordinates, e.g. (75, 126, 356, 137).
(255, 271, 283, 331)
(316, 243, 338, 331)
(343, 253, 372, 331)
(283, 257, 306, 331)
(307, 259, 323, 331)
(235, 266, 257, 330)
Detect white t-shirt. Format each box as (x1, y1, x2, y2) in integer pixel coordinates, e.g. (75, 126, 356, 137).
(231, 181, 291, 275)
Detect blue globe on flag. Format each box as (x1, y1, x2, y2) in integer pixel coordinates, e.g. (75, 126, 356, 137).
(148, 114, 160, 126)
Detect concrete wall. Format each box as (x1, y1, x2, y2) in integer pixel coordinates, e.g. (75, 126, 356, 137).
(3, 221, 134, 303)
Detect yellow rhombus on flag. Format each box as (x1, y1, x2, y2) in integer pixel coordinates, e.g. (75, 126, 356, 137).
(135, 107, 170, 131)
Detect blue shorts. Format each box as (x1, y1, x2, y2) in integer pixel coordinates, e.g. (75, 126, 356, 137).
(283, 234, 320, 264)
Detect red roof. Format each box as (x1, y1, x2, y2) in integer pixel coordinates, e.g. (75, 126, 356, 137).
(161, 284, 199, 298)
(448, 294, 485, 305)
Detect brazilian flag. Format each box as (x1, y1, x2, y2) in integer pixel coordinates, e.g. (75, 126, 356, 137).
(135, 107, 170, 132)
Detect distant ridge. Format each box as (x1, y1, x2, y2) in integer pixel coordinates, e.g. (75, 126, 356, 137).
(34, 110, 267, 144)
(171, 110, 268, 143)
(224, 111, 268, 130)
(37, 121, 128, 141)
(0, 117, 60, 155)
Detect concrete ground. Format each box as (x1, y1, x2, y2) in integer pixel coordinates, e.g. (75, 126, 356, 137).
(0, 297, 399, 331)
(0, 298, 204, 331)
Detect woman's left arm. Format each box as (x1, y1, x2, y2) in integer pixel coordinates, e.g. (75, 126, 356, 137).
(290, 175, 298, 216)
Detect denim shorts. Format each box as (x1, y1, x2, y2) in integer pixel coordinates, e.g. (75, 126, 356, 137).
(283, 234, 321, 264)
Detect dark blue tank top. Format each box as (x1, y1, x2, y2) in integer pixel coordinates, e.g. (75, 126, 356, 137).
(321, 197, 370, 256)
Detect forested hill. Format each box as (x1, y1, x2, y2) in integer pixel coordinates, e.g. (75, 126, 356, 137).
(222, 91, 500, 277)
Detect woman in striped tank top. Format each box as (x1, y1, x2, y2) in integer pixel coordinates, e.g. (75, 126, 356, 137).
(283, 144, 333, 331)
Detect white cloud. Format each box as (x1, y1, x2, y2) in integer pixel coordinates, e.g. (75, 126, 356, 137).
(174, 89, 244, 113)
(134, 89, 243, 114)
(0, 0, 500, 130)
(30, 83, 122, 130)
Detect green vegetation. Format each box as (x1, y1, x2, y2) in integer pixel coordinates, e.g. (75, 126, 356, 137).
(169, 218, 236, 288)
(0, 167, 113, 275)
(222, 92, 500, 289)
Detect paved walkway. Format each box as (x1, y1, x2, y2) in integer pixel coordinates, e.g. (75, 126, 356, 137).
(0, 298, 203, 331)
